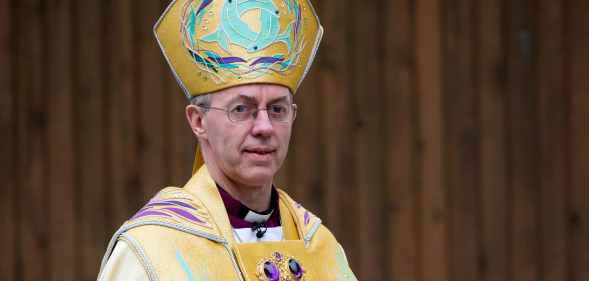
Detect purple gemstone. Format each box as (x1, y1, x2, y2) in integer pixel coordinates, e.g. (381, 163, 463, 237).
(288, 259, 303, 279)
(304, 211, 310, 225)
(263, 261, 280, 281)
(273, 252, 283, 261)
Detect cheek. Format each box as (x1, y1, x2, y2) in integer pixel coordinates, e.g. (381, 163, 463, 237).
(207, 123, 234, 155)
(276, 125, 293, 153)
(219, 126, 249, 158)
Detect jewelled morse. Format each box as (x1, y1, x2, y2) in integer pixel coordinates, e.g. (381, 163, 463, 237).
(256, 251, 305, 281)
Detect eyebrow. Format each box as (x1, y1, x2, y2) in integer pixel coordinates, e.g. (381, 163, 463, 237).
(228, 93, 290, 104)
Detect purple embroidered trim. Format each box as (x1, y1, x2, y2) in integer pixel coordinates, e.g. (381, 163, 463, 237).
(250, 56, 284, 66)
(213, 56, 247, 64)
(132, 210, 172, 220)
(303, 211, 310, 226)
(146, 200, 197, 210)
(163, 207, 205, 224)
(195, 0, 212, 16)
(131, 198, 208, 227)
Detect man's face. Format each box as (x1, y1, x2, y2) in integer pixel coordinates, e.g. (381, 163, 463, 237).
(200, 84, 294, 186)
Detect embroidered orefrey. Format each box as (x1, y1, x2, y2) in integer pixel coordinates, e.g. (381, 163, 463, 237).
(99, 220, 226, 273)
(224, 243, 247, 281)
(118, 233, 160, 281)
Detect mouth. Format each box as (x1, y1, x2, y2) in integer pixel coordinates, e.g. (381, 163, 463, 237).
(243, 147, 276, 155)
(242, 147, 277, 161)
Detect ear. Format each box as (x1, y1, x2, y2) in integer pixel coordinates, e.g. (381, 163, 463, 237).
(186, 104, 208, 140)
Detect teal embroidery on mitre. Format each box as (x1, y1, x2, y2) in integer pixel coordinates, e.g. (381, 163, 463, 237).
(180, 0, 306, 83)
(176, 251, 209, 281)
(185, 0, 213, 46)
(201, 0, 293, 53)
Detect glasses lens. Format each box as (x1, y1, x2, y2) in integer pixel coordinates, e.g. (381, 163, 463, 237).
(227, 103, 293, 122)
(229, 104, 253, 122)
(267, 104, 290, 121)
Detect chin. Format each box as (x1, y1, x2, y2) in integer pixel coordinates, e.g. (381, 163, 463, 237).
(237, 167, 277, 186)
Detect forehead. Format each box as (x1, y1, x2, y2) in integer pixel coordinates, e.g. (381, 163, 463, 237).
(211, 84, 292, 104)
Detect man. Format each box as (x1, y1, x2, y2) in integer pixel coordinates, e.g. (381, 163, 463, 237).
(97, 0, 357, 280)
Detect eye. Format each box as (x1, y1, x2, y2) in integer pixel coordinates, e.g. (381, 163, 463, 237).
(269, 104, 287, 114)
(231, 104, 250, 113)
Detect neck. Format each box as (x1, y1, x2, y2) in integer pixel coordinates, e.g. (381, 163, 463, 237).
(203, 161, 273, 213)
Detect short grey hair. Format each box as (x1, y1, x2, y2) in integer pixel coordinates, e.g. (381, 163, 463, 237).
(190, 93, 213, 112)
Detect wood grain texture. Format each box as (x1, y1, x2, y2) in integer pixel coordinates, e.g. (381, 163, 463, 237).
(0, 0, 16, 280)
(350, 0, 385, 278)
(478, 0, 509, 281)
(507, 0, 541, 280)
(46, 0, 76, 280)
(416, 1, 448, 281)
(314, 0, 349, 234)
(444, 0, 481, 280)
(310, 3, 359, 274)
(536, 1, 568, 281)
(315, 0, 359, 270)
(569, 0, 589, 280)
(290, 67, 322, 214)
(15, 0, 48, 280)
(167, 69, 194, 187)
(106, 0, 141, 231)
(75, 0, 107, 279)
(383, 0, 418, 280)
(137, 0, 167, 199)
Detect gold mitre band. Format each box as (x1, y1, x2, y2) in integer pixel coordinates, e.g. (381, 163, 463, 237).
(154, 0, 323, 99)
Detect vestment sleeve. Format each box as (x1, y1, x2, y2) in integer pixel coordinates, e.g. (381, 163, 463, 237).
(98, 240, 149, 281)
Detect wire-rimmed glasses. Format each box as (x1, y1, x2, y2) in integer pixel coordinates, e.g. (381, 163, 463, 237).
(197, 103, 297, 123)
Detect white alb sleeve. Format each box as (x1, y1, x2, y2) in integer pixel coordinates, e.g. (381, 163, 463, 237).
(98, 240, 149, 281)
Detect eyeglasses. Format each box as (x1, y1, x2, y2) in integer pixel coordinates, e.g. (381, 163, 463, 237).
(197, 103, 297, 123)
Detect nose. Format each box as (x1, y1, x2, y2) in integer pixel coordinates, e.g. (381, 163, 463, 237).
(251, 109, 274, 137)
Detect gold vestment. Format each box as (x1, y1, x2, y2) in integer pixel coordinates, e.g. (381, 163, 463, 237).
(98, 166, 357, 281)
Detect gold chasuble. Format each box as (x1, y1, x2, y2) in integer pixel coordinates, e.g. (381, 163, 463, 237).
(98, 167, 357, 281)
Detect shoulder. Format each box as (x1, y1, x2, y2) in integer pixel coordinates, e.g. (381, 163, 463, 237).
(98, 187, 225, 274)
(120, 186, 223, 240)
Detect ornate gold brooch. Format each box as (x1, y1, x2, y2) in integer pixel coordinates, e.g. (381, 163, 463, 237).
(256, 252, 305, 281)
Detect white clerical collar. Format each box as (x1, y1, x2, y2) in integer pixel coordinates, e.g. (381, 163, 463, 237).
(243, 209, 274, 223)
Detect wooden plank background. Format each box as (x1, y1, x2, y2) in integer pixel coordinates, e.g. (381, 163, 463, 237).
(1, 0, 588, 280)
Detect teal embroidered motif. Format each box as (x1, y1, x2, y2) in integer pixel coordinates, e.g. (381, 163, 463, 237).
(176, 251, 209, 281)
(180, 0, 305, 83)
(201, 0, 293, 53)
